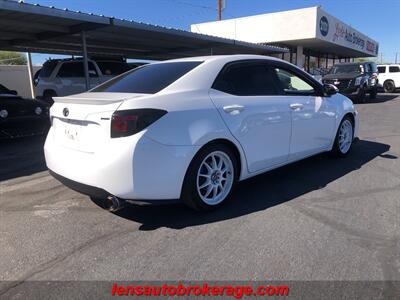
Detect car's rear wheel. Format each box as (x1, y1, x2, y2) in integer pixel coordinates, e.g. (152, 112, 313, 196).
(331, 116, 354, 157)
(383, 80, 396, 93)
(182, 144, 238, 211)
(356, 86, 366, 103)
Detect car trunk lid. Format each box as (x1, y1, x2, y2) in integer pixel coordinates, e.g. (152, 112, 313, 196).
(50, 92, 145, 152)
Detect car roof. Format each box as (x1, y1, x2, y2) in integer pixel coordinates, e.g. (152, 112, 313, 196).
(333, 62, 375, 66)
(163, 54, 283, 64)
(44, 58, 127, 63)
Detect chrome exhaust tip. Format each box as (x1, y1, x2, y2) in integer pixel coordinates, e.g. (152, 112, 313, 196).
(106, 195, 125, 212)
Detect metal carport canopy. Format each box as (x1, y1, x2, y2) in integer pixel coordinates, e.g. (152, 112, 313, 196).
(0, 0, 286, 60)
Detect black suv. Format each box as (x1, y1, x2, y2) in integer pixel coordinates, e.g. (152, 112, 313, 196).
(322, 62, 378, 102)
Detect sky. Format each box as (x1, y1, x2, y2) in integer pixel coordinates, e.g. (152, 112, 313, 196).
(24, 0, 400, 65)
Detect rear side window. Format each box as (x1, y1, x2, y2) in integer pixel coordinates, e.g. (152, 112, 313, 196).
(57, 62, 98, 78)
(378, 66, 386, 73)
(97, 61, 131, 76)
(91, 61, 202, 94)
(39, 60, 58, 78)
(389, 66, 400, 73)
(212, 62, 280, 96)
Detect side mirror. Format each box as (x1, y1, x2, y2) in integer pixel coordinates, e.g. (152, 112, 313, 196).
(323, 83, 338, 96)
(10, 90, 18, 95)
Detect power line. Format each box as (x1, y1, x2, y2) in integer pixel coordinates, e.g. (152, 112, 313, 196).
(161, 0, 234, 18)
(162, 0, 217, 12)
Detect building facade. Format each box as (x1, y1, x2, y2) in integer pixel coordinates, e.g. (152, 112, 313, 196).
(191, 6, 379, 72)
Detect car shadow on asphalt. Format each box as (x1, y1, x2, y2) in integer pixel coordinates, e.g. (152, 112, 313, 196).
(354, 93, 399, 104)
(112, 139, 393, 231)
(0, 136, 47, 182)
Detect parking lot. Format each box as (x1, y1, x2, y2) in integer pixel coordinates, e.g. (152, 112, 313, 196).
(1, 94, 399, 295)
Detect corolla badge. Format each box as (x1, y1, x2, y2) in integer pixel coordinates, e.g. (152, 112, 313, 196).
(63, 107, 69, 117)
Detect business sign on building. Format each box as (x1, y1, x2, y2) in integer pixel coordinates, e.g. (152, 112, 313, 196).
(316, 7, 378, 56)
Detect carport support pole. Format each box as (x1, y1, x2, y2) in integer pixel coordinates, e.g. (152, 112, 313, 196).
(81, 31, 90, 91)
(296, 46, 304, 69)
(26, 52, 35, 99)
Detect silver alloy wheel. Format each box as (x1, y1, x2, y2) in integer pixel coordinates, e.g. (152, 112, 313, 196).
(338, 119, 353, 154)
(196, 151, 234, 205)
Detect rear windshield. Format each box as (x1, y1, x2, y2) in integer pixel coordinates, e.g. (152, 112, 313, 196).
(91, 61, 202, 94)
(329, 64, 361, 74)
(96, 61, 131, 76)
(39, 60, 58, 78)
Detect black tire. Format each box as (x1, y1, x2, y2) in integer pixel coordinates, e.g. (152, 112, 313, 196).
(43, 90, 57, 105)
(369, 87, 377, 99)
(383, 80, 396, 93)
(181, 143, 238, 211)
(330, 116, 354, 157)
(356, 86, 366, 103)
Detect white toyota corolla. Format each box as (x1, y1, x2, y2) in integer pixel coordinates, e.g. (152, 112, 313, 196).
(45, 55, 359, 211)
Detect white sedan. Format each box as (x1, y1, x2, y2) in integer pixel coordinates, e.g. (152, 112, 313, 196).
(44, 55, 359, 211)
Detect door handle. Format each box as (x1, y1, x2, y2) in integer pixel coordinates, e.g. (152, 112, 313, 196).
(289, 103, 304, 110)
(223, 105, 245, 114)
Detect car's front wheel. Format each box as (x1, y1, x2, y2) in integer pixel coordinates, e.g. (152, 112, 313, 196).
(369, 86, 377, 99)
(182, 143, 238, 211)
(331, 116, 354, 157)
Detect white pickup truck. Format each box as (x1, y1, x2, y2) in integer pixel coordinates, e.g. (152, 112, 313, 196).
(377, 64, 400, 93)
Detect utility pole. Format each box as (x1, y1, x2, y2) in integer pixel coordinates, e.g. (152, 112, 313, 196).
(217, 0, 222, 20)
(396, 52, 398, 64)
(380, 52, 383, 64)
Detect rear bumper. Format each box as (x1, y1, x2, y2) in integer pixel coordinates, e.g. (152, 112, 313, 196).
(44, 128, 200, 200)
(49, 169, 109, 199)
(49, 169, 179, 204)
(0, 116, 49, 139)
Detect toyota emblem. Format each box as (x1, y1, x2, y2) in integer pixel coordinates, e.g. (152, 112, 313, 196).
(63, 107, 69, 117)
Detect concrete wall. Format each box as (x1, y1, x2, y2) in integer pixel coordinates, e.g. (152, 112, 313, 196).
(0, 65, 41, 98)
(191, 7, 318, 44)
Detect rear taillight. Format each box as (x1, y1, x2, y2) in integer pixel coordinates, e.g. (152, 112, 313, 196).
(111, 109, 167, 138)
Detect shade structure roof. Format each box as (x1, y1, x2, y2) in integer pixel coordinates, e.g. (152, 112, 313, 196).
(0, 0, 287, 60)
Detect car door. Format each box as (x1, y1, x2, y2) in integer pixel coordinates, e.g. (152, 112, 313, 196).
(377, 66, 387, 86)
(272, 64, 337, 161)
(389, 65, 400, 87)
(209, 60, 292, 173)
